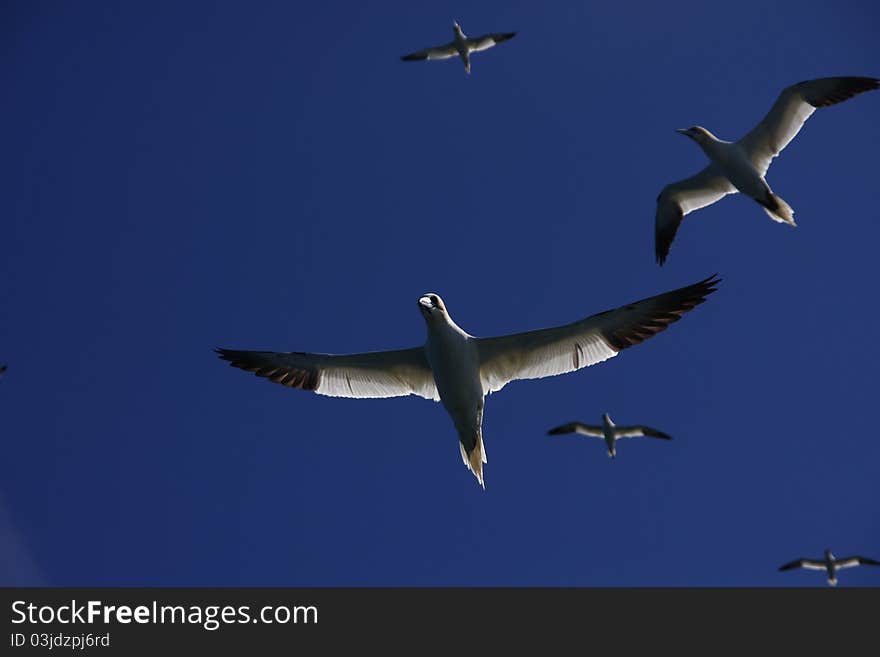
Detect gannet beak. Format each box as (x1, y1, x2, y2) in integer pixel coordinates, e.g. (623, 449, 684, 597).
(675, 128, 689, 135)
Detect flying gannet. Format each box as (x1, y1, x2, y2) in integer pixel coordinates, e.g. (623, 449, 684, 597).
(547, 413, 671, 459)
(655, 76, 879, 265)
(401, 21, 516, 74)
(779, 549, 880, 586)
(217, 276, 718, 489)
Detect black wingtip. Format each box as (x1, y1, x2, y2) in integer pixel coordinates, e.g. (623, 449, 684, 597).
(655, 237, 672, 267)
(805, 76, 880, 107)
(674, 273, 721, 304)
(215, 347, 236, 362)
(695, 273, 722, 294)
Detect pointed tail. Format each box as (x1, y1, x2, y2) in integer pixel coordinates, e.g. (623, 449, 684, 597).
(759, 192, 796, 226)
(458, 434, 487, 489)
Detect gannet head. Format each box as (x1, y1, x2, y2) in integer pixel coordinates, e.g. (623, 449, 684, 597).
(418, 293, 449, 322)
(676, 126, 717, 145)
(453, 20, 463, 32)
(602, 412, 612, 424)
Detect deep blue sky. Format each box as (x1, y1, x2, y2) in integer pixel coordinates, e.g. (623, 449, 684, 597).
(2, 1, 878, 586)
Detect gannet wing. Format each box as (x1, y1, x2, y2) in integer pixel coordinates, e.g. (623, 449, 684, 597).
(779, 558, 825, 571)
(547, 422, 604, 438)
(655, 165, 736, 265)
(216, 347, 439, 400)
(738, 77, 879, 177)
(835, 556, 880, 570)
(615, 426, 672, 440)
(467, 32, 517, 52)
(401, 42, 458, 61)
(476, 276, 719, 395)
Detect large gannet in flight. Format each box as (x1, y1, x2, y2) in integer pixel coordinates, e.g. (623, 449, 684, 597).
(655, 76, 879, 265)
(217, 276, 718, 489)
(547, 413, 671, 459)
(779, 549, 880, 586)
(401, 21, 516, 74)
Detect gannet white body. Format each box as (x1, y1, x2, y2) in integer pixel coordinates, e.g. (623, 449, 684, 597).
(548, 413, 672, 458)
(779, 549, 880, 586)
(655, 76, 879, 264)
(401, 21, 516, 74)
(217, 276, 717, 488)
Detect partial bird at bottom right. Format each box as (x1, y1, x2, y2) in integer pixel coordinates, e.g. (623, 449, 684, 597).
(779, 549, 879, 586)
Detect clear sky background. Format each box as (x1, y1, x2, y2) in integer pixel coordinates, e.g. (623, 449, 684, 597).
(2, 1, 878, 586)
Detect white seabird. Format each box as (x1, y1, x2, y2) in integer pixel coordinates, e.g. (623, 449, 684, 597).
(655, 76, 879, 264)
(548, 412, 671, 459)
(217, 276, 718, 489)
(401, 21, 516, 74)
(779, 549, 880, 586)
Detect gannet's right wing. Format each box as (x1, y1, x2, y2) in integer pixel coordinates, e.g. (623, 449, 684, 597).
(655, 165, 736, 265)
(401, 41, 458, 62)
(779, 558, 825, 571)
(547, 422, 604, 438)
(216, 347, 439, 401)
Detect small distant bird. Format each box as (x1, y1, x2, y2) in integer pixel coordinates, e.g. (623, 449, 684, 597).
(548, 413, 671, 459)
(779, 549, 880, 586)
(401, 20, 516, 74)
(656, 76, 880, 265)
(217, 276, 717, 489)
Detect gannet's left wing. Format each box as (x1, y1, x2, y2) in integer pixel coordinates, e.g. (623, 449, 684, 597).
(467, 32, 517, 52)
(835, 556, 880, 570)
(738, 77, 879, 177)
(476, 276, 719, 395)
(614, 426, 672, 440)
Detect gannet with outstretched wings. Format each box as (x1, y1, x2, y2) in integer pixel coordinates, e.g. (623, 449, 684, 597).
(217, 276, 718, 488)
(779, 549, 880, 586)
(655, 76, 879, 265)
(548, 413, 671, 459)
(401, 21, 516, 74)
